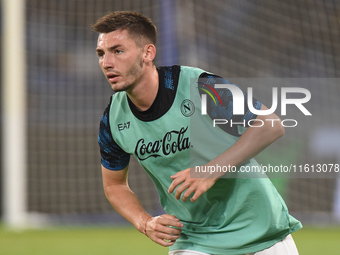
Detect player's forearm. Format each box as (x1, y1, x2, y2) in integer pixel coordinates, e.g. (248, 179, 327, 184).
(104, 184, 151, 233)
(209, 113, 285, 173)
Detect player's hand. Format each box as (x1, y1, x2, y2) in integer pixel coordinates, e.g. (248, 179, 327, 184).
(168, 168, 218, 202)
(145, 214, 183, 247)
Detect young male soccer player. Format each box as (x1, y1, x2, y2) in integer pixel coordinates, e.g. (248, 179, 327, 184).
(93, 11, 302, 255)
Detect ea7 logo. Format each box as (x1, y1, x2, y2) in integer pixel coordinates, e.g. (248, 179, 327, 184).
(118, 121, 130, 131)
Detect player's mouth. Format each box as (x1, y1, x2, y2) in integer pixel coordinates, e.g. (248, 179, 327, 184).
(106, 73, 120, 83)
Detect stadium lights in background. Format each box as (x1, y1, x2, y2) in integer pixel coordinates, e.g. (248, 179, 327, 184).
(1, 0, 27, 228)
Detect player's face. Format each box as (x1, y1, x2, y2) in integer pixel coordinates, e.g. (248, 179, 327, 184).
(96, 29, 144, 92)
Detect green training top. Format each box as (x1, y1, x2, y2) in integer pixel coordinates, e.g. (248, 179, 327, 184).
(99, 65, 302, 254)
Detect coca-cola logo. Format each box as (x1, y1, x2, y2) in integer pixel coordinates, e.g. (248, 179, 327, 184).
(135, 126, 190, 161)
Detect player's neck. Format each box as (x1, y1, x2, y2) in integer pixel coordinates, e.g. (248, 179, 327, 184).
(126, 65, 159, 112)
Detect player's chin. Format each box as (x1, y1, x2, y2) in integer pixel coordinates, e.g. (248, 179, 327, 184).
(110, 83, 126, 92)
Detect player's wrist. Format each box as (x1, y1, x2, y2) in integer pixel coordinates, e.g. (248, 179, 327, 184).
(136, 214, 152, 235)
(143, 216, 153, 237)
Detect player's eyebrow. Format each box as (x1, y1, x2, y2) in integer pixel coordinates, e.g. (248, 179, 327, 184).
(96, 44, 124, 54)
(108, 44, 123, 51)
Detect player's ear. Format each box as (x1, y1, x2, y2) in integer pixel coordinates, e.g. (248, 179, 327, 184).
(143, 44, 156, 63)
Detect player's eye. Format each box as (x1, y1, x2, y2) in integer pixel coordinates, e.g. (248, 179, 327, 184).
(115, 49, 123, 54)
(96, 51, 104, 58)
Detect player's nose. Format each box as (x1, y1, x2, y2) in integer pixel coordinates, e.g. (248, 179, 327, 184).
(102, 54, 114, 70)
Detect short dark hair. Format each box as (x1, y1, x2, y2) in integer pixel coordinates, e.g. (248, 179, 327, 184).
(92, 11, 157, 46)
